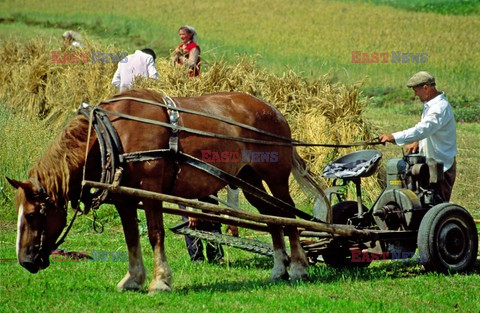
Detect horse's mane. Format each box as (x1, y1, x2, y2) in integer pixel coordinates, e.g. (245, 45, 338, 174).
(28, 115, 90, 209)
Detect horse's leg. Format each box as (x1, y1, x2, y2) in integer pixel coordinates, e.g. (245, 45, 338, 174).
(264, 176, 309, 282)
(143, 199, 172, 294)
(239, 167, 289, 281)
(115, 201, 146, 291)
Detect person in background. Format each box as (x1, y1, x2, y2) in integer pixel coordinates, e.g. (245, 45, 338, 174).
(111, 48, 159, 92)
(181, 188, 239, 263)
(379, 71, 457, 202)
(63, 31, 83, 48)
(172, 25, 201, 77)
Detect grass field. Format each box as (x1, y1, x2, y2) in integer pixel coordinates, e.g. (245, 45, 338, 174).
(0, 0, 479, 107)
(0, 0, 479, 312)
(1, 102, 479, 313)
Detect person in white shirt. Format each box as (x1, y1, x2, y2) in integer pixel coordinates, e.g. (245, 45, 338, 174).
(111, 48, 159, 91)
(379, 71, 457, 201)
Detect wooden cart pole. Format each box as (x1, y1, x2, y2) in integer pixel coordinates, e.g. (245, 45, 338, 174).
(161, 206, 269, 232)
(83, 180, 373, 239)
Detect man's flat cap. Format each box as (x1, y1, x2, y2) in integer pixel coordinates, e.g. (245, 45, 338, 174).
(406, 71, 435, 87)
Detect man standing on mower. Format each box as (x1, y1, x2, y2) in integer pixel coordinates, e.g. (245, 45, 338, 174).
(379, 71, 457, 202)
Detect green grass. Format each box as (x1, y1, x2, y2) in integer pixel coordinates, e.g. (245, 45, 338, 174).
(336, 0, 480, 15)
(1, 99, 479, 313)
(1, 203, 479, 313)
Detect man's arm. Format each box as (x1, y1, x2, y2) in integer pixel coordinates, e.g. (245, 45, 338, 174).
(392, 107, 445, 146)
(146, 56, 159, 79)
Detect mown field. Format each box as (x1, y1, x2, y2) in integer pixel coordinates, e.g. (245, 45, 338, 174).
(0, 0, 479, 312)
(1, 104, 479, 313)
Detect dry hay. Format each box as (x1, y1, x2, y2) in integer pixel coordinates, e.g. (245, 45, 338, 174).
(0, 38, 382, 204)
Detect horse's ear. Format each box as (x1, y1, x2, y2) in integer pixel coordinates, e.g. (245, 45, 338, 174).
(6, 177, 30, 190)
(6, 177, 37, 200)
(6, 177, 21, 189)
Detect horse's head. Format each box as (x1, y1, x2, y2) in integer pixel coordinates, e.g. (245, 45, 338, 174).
(6, 177, 67, 273)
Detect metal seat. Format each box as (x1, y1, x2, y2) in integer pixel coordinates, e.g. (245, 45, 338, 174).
(322, 149, 382, 179)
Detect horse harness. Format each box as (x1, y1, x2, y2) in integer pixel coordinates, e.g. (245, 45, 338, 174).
(53, 95, 383, 249)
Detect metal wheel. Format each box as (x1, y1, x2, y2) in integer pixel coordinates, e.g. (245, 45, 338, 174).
(323, 201, 370, 268)
(417, 203, 478, 273)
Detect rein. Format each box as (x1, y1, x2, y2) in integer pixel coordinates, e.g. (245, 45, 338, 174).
(53, 207, 80, 250)
(101, 96, 384, 148)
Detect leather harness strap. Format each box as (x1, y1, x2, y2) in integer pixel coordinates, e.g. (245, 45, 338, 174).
(163, 96, 181, 194)
(101, 96, 384, 148)
(163, 96, 180, 153)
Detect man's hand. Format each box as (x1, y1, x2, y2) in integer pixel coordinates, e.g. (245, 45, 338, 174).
(405, 141, 419, 154)
(379, 134, 395, 143)
(225, 225, 239, 237)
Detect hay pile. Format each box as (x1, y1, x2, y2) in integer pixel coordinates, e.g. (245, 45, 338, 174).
(0, 38, 118, 129)
(0, 38, 382, 203)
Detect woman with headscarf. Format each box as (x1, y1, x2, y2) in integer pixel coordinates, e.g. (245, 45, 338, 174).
(173, 25, 201, 77)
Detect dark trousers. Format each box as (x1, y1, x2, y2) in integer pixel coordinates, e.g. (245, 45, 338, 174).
(182, 194, 224, 262)
(439, 158, 456, 202)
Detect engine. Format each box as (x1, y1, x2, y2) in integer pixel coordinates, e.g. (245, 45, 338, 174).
(373, 154, 444, 231)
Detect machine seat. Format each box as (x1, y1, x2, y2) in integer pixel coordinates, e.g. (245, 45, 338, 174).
(322, 150, 382, 179)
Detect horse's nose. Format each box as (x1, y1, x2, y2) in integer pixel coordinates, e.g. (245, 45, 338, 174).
(20, 260, 39, 273)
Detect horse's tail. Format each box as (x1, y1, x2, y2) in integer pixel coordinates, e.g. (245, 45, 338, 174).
(291, 148, 331, 221)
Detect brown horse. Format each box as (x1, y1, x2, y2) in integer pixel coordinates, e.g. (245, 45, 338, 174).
(7, 89, 326, 294)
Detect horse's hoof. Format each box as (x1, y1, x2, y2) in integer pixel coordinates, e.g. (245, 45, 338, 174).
(289, 266, 309, 282)
(270, 268, 289, 281)
(117, 272, 145, 292)
(117, 282, 143, 292)
(147, 280, 172, 295)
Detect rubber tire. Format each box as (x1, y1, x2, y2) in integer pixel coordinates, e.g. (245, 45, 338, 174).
(323, 201, 370, 268)
(417, 203, 478, 273)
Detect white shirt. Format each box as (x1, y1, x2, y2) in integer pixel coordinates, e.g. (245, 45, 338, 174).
(112, 50, 159, 91)
(393, 92, 457, 171)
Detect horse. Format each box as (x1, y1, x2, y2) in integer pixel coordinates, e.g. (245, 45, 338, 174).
(7, 89, 327, 294)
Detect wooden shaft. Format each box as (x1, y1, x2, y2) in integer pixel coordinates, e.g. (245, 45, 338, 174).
(161, 206, 269, 232)
(83, 180, 372, 239)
